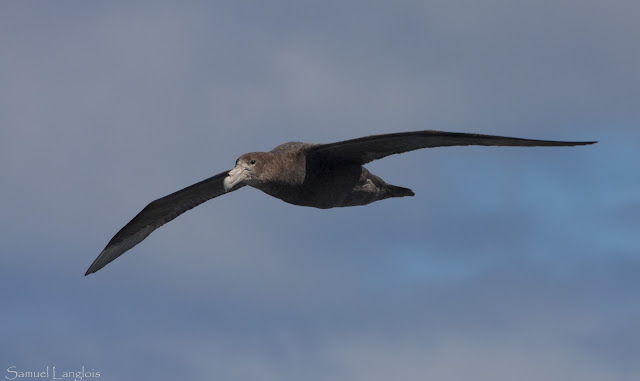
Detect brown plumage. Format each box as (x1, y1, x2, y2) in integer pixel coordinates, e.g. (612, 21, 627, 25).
(85, 130, 596, 275)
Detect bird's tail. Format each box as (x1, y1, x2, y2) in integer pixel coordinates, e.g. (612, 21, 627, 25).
(388, 184, 415, 198)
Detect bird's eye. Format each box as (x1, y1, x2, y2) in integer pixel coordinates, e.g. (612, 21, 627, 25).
(250, 160, 256, 164)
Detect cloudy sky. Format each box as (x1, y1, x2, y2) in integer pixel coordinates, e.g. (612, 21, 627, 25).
(1, 1, 638, 380)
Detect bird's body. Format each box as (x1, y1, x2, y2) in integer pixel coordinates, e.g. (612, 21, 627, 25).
(240, 142, 413, 209)
(85, 130, 596, 275)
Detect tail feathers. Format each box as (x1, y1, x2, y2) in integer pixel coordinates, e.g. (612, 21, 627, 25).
(388, 184, 415, 198)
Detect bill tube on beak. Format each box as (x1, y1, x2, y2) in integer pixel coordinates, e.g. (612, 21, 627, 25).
(223, 164, 249, 192)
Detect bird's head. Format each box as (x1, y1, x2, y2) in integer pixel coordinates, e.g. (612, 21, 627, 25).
(224, 152, 270, 191)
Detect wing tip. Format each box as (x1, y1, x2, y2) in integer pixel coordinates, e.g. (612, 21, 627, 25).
(537, 140, 598, 147)
(84, 247, 116, 276)
(84, 261, 102, 276)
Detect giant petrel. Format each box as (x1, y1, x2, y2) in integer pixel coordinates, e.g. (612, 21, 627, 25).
(85, 130, 596, 275)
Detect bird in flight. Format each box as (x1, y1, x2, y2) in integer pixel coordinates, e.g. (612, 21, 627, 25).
(85, 130, 596, 275)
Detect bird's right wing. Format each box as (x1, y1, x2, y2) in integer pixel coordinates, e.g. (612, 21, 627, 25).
(309, 130, 597, 165)
(85, 170, 244, 276)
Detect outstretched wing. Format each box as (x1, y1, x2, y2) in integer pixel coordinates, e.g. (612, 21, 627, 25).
(309, 130, 597, 165)
(85, 170, 244, 275)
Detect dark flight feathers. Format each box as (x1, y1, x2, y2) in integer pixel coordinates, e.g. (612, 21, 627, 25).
(310, 130, 596, 165)
(85, 171, 244, 275)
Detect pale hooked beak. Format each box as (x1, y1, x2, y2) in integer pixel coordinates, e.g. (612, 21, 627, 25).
(223, 164, 249, 192)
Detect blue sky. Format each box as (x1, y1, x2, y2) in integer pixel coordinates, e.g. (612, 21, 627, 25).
(1, 1, 639, 380)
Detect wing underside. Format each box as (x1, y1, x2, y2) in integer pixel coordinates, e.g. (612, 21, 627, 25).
(309, 130, 597, 164)
(85, 170, 244, 275)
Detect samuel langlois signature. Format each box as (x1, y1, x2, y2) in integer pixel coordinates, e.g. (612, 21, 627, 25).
(5, 366, 100, 381)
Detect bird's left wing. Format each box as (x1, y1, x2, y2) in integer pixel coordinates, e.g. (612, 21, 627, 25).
(85, 170, 244, 276)
(308, 130, 597, 165)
